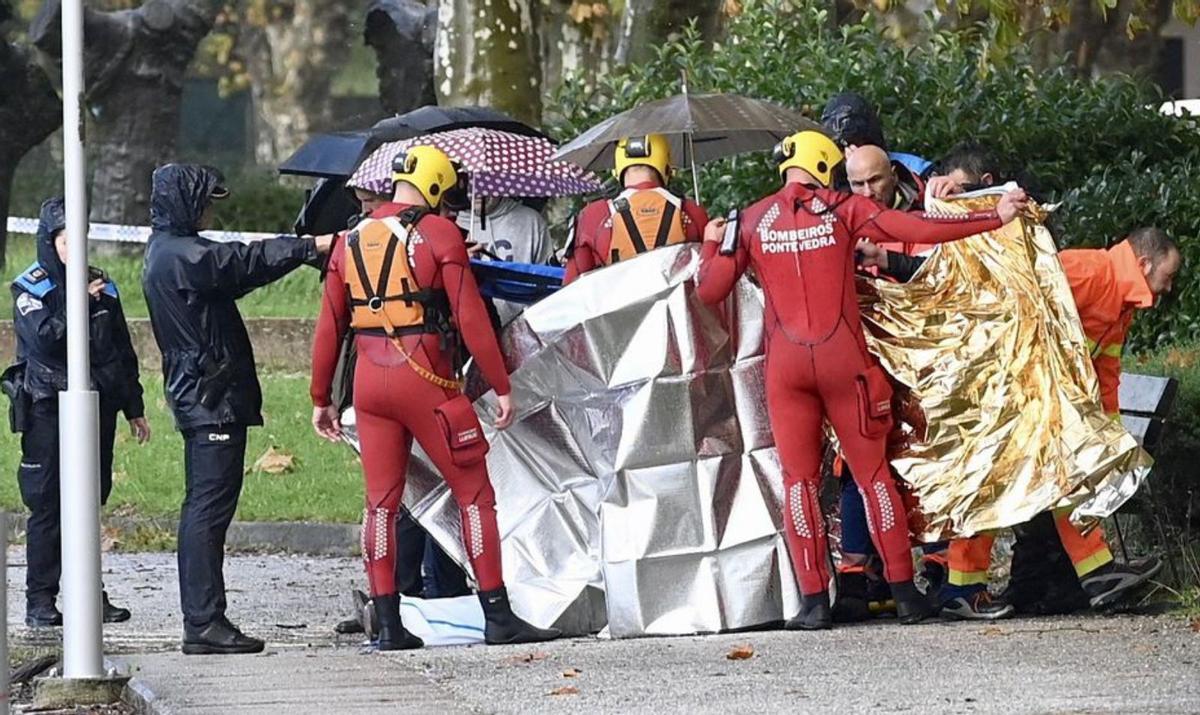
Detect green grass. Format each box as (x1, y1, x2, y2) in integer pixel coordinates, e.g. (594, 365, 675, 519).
(0, 371, 365, 523)
(1, 235, 322, 319)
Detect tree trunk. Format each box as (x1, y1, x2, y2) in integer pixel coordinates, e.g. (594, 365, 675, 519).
(434, 0, 542, 126)
(364, 0, 437, 117)
(539, 0, 617, 97)
(1030, 0, 1173, 76)
(0, 158, 20, 272)
(1090, 0, 1174, 77)
(0, 33, 62, 269)
(243, 0, 353, 166)
(614, 0, 723, 66)
(31, 0, 221, 227)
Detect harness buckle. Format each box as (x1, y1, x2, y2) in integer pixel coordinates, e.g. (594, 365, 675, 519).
(367, 296, 384, 312)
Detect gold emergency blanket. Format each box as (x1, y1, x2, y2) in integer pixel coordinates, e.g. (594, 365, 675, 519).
(858, 191, 1152, 541)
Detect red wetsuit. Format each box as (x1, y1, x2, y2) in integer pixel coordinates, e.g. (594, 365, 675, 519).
(311, 202, 511, 597)
(563, 181, 709, 284)
(697, 183, 1003, 595)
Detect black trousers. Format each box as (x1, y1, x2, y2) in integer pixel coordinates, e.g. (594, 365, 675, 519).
(178, 425, 247, 630)
(393, 510, 469, 599)
(18, 398, 118, 606)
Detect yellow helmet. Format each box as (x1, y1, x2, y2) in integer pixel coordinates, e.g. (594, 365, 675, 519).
(773, 130, 843, 187)
(391, 145, 460, 208)
(613, 134, 673, 183)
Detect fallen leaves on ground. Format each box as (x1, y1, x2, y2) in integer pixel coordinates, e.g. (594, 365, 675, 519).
(726, 644, 755, 660)
(504, 651, 549, 665)
(548, 686, 579, 696)
(1163, 348, 1197, 370)
(562, 667, 582, 678)
(252, 446, 296, 475)
(981, 627, 1007, 637)
(100, 525, 121, 552)
(1188, 617, 1199, 633)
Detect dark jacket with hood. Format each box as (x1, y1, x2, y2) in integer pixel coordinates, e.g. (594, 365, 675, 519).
(142, 164, 318, 431)
(820, 92, 934, 186)
(10, 197, 144, 417)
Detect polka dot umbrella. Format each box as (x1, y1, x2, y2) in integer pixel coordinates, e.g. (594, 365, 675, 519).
(348, 128, 602, 199)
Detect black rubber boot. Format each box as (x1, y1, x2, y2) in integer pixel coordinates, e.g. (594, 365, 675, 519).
(832, 572, 872, 623)
(892, 581, 934, 625)
(785, 592, 833, 631)
(479, 587, 562, 645)
(373, 594, 423, 651)
(102, 591, 131, 623)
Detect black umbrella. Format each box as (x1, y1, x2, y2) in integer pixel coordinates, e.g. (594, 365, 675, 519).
(292, 177, 362, 236)
(279, 105, 545, 179)
(278, 131, 373, 180)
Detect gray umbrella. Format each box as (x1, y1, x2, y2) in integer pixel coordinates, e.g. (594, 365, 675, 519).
(552, 93, 826, 192)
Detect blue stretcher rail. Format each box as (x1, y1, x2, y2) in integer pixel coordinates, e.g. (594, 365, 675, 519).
(469, 259, 565, 305)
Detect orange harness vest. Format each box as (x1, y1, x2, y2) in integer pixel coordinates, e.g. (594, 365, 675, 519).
(345, 208, 449, 336)
(605, 187, 688, 265)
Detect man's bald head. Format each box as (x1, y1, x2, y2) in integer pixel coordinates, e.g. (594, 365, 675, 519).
(846, 145, 898, 206)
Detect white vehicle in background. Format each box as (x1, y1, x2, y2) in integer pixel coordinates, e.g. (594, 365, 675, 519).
(1160, 99, 1200, 117)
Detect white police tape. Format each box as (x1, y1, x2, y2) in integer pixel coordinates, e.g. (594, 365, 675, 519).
(6, 216, 281, 244)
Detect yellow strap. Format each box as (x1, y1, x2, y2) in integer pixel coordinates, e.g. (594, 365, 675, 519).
(387, 337, 464, 391)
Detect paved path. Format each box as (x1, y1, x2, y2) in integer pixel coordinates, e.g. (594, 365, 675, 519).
(6, 548, 365, 653)
(9, 551, 1200, 714)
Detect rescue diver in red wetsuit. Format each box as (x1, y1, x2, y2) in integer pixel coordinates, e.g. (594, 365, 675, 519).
(697, 130, 1028, 629)
(310, 145, 560, 649)
(563, 133, 708, 283)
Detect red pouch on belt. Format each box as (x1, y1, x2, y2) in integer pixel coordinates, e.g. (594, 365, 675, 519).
(855, 365, 894, 438)
(434, 393, 490, 468)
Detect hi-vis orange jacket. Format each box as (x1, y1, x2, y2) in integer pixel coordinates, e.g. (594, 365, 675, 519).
(1059, 240, 1154, 415)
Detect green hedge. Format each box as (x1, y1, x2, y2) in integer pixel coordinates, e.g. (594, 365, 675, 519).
(550, 0, 1200, 352)
(1126, 345, 1200, 589)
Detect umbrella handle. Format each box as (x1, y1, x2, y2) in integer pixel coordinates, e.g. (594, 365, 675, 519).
(680, 69, 701, 204)
(689, 132, 701, 204)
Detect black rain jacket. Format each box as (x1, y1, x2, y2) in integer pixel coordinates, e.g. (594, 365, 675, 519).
(142, 164, 317, 430)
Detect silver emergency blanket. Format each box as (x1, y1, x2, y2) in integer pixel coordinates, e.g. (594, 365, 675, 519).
(346, 244, 800, 638)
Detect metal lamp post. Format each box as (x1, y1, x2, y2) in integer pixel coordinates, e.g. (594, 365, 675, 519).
(58, 0, 105, 680)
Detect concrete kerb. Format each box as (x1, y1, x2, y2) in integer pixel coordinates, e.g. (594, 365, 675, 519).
(123, 670, 171, 715)
(28, 658, 140, 712)
(5, 513, 360, 556)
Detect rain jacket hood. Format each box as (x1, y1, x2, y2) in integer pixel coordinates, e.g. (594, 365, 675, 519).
(35, 197, 66, 287)
(142, 171, 317, 431)
(150, 163, 226, 234)
(821, 92, 887, 150)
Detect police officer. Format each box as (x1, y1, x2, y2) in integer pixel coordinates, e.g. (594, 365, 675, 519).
(142, 164, 332, 655)
(9, 197, 150, 627)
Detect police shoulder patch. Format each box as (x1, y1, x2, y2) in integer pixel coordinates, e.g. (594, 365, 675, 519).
(16, 292, 43, 316)
(14, 263, 55, 298)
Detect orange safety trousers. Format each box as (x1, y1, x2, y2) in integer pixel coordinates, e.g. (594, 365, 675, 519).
(947, 514, 1113, 586)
